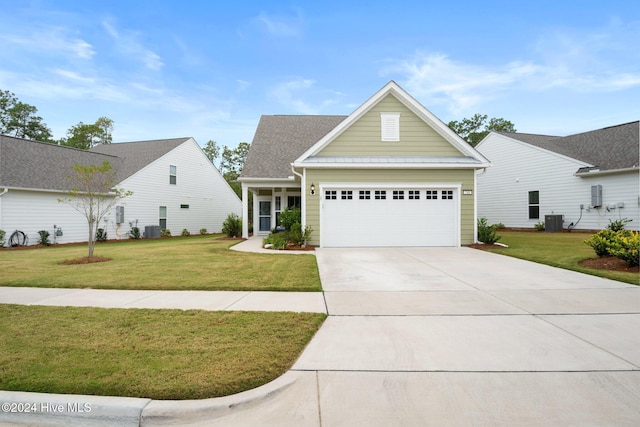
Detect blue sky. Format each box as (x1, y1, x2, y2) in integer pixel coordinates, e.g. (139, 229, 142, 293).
(1, 1, 639, 148)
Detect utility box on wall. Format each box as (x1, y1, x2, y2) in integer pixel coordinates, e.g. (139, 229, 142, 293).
(545, 215, 563, 232)
(591, 185, 602, 207)
(115, 206, 125, 224)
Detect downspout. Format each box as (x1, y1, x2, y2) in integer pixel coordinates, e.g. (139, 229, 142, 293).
(290, 164, 306, 229)
(474, 168, 488, 243)
(0, 188, 7, 197)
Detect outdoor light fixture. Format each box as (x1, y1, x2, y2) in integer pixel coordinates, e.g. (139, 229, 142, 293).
(310, 183, 316, 195)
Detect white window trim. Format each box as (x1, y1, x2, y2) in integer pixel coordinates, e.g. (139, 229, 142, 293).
(381, 113, 400, 142)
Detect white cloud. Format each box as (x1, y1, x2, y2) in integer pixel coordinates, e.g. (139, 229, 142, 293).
(101, 18, 164, 71)
(253, 11, 303, 37)
(0, 28, 94, 59)
(269, 78, 318, 114)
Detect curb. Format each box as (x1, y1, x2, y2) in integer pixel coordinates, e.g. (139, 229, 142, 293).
(0, 371, 302, 426)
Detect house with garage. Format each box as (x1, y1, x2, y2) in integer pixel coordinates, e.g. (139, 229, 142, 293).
(239, 81, 490, 247)
(475, 121, 639, 231)
(0, 136, 241, 246)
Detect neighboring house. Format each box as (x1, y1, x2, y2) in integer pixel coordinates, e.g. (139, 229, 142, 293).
(475, 121, 639, 231)
(0, 136, 241, 246)
(239, 81, 490, 247)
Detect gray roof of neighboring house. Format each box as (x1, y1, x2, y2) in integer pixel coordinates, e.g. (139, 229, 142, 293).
(90, 137, 190, 181)
(0, 136, 190, 192)
(502, 121, 639, 172)
(241, 115, 347, 179)
(0, 135, 120, 191)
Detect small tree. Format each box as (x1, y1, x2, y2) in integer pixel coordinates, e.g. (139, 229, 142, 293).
(59, 161, 132, 258)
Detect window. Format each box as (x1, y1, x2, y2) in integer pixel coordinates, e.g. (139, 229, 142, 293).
(169, 165, 177, 185)
(287, 196, 301, 209)
(381, 113, 400, 141)
(528, 191, 540, 219)
(392, 190, 404, 200)
(159, 206, 167, 229)
(325, 190, 337, 200)
(408, 190, 420, 200)
(442, 190, 453, 200)
(374, 190, 386, 200)
(426, 190, 438, 200)
(341, 190, 353, 200)
(359, 190, 371, 200)
(180, 204, 189, 209)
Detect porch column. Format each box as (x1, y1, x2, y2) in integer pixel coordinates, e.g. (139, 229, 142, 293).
(241, 184, 249, 239)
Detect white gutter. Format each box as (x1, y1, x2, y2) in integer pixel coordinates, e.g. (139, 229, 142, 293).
(574, 166, 639, 177)
(0, 188, 8, 197)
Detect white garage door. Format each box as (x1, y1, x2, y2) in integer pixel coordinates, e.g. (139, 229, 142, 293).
(321, 187, 458, 247)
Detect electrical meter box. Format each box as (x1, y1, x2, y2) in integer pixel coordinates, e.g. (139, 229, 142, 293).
(115, 206, 125, 224)
(591, 185, 602, 207)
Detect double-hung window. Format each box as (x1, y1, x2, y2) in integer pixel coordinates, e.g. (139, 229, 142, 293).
(528, 191, 540, 219)
(169, 165, 177, 185)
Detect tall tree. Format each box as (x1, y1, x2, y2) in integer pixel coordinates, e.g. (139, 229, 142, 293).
(0, 89, 53, 141)
(58, 161, 132, 259)
(202, 139, 220, 166)
(220, 142, 250, 197)
(60, 117, 114, 149)
(448, 114, 516, 146)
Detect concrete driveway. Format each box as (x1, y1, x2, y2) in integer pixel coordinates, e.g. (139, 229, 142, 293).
(289, 247, 640, 426)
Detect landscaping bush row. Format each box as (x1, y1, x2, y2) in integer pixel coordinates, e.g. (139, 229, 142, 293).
(263, 208, 313, 250)
(584, 219, 639, 267)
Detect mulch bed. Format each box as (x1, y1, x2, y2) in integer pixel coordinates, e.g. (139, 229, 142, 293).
(578, 256, 639, 273)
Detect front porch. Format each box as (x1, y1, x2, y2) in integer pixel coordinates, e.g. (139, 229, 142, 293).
(240, 181, 302, 238)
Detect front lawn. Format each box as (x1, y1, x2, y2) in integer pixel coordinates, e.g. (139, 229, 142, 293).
(484, 231, 639, 285)
(0, 235, 321, 291)
(0, 304, 326, 399)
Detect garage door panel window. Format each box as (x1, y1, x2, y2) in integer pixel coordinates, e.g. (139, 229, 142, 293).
(325, 190, 337, 200)
(442, 190, 453, 200)
(392, 190, 405, 200)
(359, 190, 371, 200)
(426, 190, 438, 200)
(341, 190, 353, 200)
(375, 190, 386, 200)
(408, 190, 420, 200)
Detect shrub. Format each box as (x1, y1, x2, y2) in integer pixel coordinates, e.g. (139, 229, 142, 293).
(288, 222, 303, 245)
(477, 217, 501, 244)
(607, 218, 632, 232)
(161, 229, 172, 237)
(222, 213, 242, 238)
(584, 229, 619, 257)
(607, 231, 639, 267)
(181, 228, 190, 236)
(200, 228, 207, 235)
(279, 207, 301, 230)
(0, 229, 5, 247)
(263, 233, 287, 250)
(96, 228, 108, 242)
(37, 230, 51, 246)
(534, 221, 545, 231)
(129, 227, 141, 239)
(302, 226, 313, 246)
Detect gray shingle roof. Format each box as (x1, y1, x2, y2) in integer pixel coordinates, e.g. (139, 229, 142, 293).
(90, 137, 190, 181)
(502, 121, 639, 172)
(0, 135, 120, 191)
(0, 136, 190, 192)
(241, 115, 347, 179)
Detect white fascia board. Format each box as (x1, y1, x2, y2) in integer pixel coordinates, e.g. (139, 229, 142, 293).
(0, 185, 116, 195)
(293, 161, 489, 169)
(294, 81, 489, 165)
(575, 167, 639, 177)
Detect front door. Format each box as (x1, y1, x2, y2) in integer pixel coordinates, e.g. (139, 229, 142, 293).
(259, 201, 271, 232)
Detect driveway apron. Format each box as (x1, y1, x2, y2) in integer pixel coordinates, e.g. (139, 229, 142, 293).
(291, 247, 640, 426)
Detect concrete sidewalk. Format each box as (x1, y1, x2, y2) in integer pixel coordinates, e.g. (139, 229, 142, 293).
(1, 246, 639, 426)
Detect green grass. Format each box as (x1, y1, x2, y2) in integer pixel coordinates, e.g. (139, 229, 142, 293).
(0, 304, 326, 399)
(0, 235, 321, 291)
(487, 231, 639, 285)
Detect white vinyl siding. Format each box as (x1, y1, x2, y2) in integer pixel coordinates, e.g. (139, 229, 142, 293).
(476, 133, 640, 231)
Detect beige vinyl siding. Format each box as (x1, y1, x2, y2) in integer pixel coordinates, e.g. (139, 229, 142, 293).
(305, 168, 476, 246)
(317, 94, 463, 157)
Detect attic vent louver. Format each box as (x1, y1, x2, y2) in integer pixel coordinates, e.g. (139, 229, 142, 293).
(381, 113, 400, 141)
